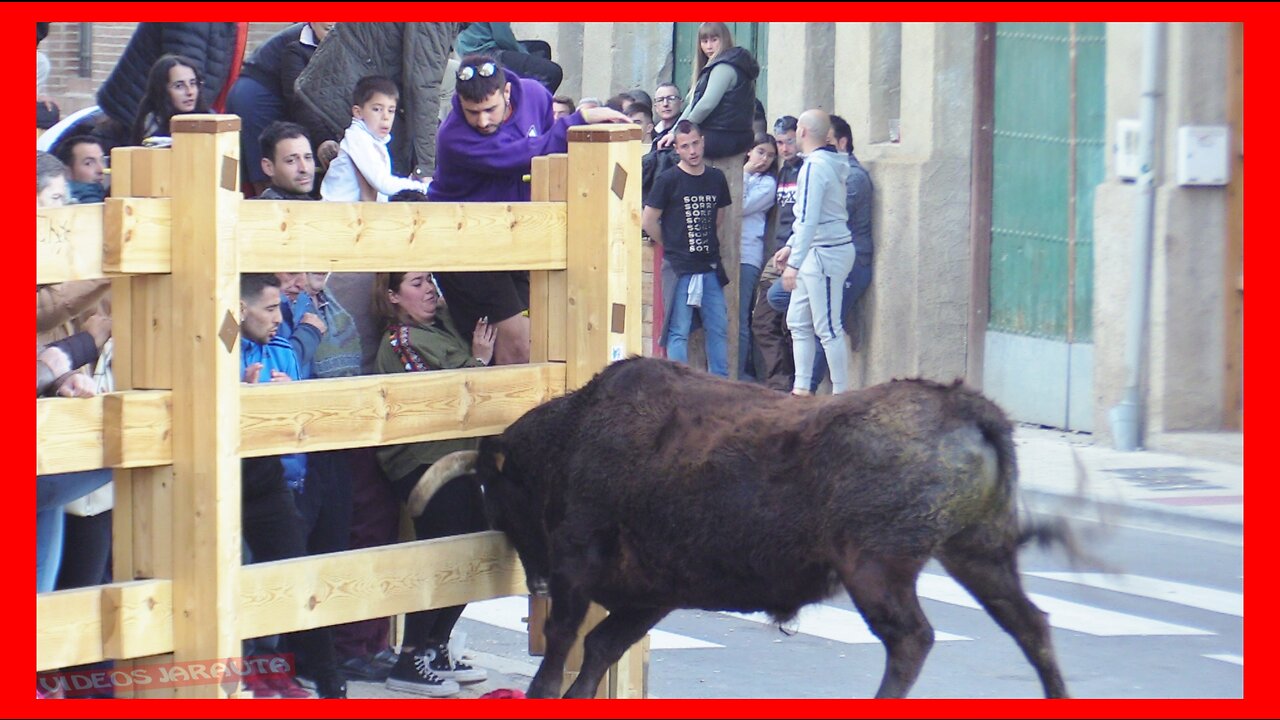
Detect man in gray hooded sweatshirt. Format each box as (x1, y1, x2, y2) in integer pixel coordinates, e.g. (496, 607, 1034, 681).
(770, 109, 854, 395)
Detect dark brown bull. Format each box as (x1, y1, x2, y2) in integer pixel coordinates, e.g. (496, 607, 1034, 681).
(420, 357, 1070, 698)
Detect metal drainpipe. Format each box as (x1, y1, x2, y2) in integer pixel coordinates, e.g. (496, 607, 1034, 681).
(78, 22, 93, 78)
(1109, 22, 1166, 451)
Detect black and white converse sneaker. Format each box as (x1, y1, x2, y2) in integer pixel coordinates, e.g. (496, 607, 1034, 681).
(384, 652, 460, 697)
(425, 643, 488, 684)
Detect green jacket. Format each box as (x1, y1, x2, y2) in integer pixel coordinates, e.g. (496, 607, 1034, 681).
(374, 308, 483, 483)
(456, 22, 523, 57)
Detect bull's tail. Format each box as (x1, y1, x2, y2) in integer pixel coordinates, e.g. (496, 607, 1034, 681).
(1015, 450, 1109, 571)
(945, 380, 1019, 500)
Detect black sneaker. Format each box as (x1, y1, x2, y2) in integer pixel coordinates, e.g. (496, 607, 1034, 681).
(384, 653, 460, 698)
(424, 643, 488, 684)
(315, 672, 347, 699)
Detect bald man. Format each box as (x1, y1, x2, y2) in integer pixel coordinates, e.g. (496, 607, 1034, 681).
(769, 109, 855, 395)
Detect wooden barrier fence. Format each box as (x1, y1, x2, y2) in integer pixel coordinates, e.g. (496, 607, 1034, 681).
(36, 115, 649, 698)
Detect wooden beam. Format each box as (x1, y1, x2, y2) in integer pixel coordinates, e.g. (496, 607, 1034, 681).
(36, 364, 565, 472)
(103, 198, 172, 275)
(36, 391, 173, 473)
(103, 390, 173, 468)
(168, 114, 243, 698)
(237, 200, 568, 272)
(565, 125, 644, 391)
(530, 154, 569, 364)
(36, 580, 172, 672)
(240, 363, 565, 457)
(238, 532, 527, 638)
(101, 581, 175, 660)
(37, 204, 106, 284)
(36, 396, 104, 474)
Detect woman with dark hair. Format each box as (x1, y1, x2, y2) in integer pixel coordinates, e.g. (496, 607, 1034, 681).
(130, 54, 210, 145)
(738, 133, 778, 379)
(369, 264, 496, 697)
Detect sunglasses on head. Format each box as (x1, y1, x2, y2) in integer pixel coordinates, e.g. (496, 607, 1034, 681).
(457, 62, 498, 82)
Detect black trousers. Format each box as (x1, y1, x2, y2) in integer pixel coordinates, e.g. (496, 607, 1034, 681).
(392, 464, 488, 650)
(242, 457, 339, 679)
(493, 48, 563, 95)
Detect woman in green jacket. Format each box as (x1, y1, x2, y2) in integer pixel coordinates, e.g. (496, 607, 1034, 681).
(371, 270, 496, 698)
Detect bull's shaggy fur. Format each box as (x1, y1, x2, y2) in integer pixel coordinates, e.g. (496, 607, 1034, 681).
(433, 357, 1070, 698)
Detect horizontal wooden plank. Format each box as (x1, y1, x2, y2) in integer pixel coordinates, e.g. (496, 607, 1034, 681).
(36, 366, 565, 471)
(239, 532, 528, 638)
(39, 533, 524, 669)
(239, 362, 565, 457)
(37, 391, 173, 474)
(36, 395, 105, 474)
(236, 200, 568, 272)
(103, 198, 172, 274)
(37, 204, 106, 284)
(36, 580, 172, 672)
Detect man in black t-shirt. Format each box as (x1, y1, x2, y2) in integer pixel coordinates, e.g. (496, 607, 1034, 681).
(641, 120, 733, 377)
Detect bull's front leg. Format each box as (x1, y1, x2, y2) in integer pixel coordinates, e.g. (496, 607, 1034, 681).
(526, 584, 591, 698)
(563, 606, 670, 698)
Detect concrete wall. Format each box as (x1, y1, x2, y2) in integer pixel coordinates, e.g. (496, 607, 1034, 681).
(1091, 22, 1233, 443)
(830, 23, 977, 387)
(513, 22, 673, 106)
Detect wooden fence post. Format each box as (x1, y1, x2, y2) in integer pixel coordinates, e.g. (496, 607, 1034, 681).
(561, 123, 645, 698)
(168, 115, 244, 698)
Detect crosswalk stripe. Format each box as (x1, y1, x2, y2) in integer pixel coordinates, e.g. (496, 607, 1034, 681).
(460, 597, 724, 650)
(722, 604, 971, 644)
(1204, 654, 1243, 666)
(1024, 572, 1243, 617)
(915, 574, 1214, 637)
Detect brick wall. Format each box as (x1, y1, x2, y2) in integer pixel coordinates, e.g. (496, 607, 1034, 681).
(40, 22, 293, 115)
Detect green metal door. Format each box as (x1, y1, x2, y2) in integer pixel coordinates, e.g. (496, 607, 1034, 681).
(986, 22, 1105, 431)
(671, 23, 768, 105)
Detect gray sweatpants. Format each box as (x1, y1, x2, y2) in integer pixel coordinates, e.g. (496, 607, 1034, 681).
(786, 243, 855, 393)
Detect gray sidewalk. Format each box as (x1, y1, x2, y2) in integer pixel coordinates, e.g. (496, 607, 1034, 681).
(1013, 425, 1243, 534)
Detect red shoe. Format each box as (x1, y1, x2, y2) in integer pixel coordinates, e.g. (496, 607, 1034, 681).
(264, 674, 314, 699)
(479, 688, 527, 699)
(243, 673, 279, 698)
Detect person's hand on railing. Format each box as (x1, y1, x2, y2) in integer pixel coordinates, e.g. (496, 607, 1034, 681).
(579, 107, 632, 125)
(83, 313, 112, 350)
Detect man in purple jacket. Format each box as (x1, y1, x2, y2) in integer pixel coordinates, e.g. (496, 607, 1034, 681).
(429, 54, 628, 365)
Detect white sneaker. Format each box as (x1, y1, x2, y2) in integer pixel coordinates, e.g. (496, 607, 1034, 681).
(384, 653, 460, 697)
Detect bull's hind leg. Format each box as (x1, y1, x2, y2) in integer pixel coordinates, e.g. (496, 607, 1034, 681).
(526, 585, 591, 698)
(563, 606, 671, 698)
(837, 555, 934, 698)
(936, 538, 1069, 698)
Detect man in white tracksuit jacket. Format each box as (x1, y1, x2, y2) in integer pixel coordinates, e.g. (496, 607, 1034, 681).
(771, 109, 854, 395)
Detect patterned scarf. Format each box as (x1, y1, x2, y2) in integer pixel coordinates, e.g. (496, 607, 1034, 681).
(387, 323, 433, 372)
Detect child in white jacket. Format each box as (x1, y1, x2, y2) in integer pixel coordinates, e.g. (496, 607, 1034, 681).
(322, 75, 430, 202)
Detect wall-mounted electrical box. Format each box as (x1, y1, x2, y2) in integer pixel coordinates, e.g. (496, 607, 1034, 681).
(1115, 119, 1142, 181)
(1176, 125, 1230, 186)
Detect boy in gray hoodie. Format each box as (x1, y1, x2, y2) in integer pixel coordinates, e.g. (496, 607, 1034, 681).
(770, 109, 854, 395)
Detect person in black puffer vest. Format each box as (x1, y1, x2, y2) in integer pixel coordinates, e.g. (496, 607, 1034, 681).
(658, 22, 760, 160)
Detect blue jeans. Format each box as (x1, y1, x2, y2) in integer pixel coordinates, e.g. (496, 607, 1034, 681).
(739, 263, 762, 379)
(665, 271, 730, 377)
(37, 469, 112, 593)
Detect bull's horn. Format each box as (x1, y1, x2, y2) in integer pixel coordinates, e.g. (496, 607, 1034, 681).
(408, 450, 479, 517)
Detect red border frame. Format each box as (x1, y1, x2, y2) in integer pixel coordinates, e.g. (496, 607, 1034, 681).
(23, 4, 1268, 718)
